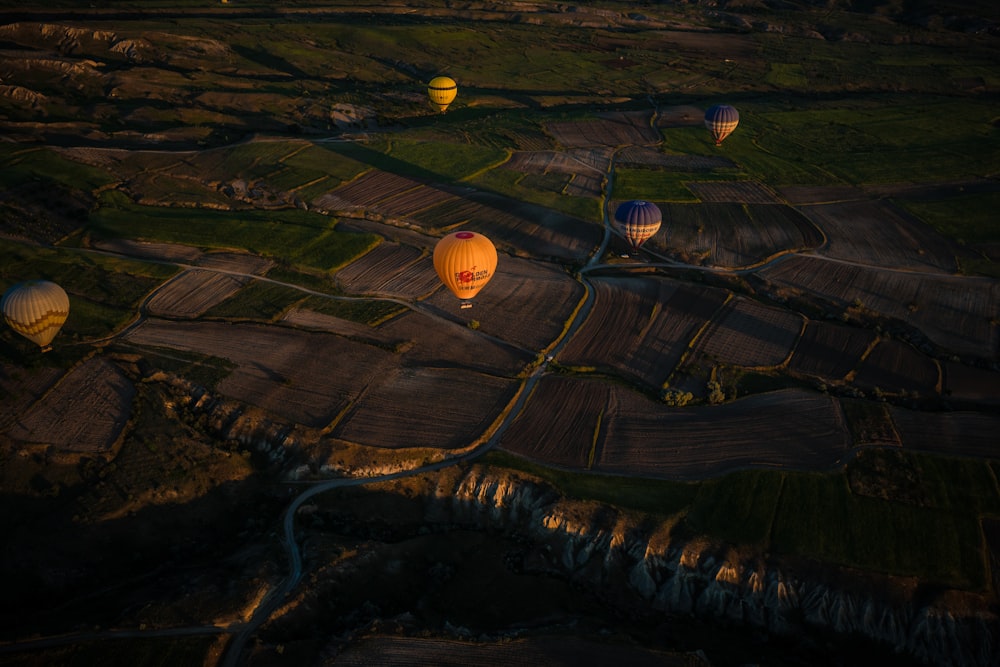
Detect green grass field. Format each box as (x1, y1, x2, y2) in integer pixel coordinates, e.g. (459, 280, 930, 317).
(86, 191, 379, 272)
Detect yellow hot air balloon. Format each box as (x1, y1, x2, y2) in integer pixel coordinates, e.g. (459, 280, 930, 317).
(427, 76, 458, 113)
(433, 231, 497, 309)
(2, 280, 70, 351)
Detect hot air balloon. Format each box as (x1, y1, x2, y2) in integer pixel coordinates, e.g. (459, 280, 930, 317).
(704, 104, 739, 145)
(433, 231, 497, 309)
(427, 76, 458, 113)
(613, 200, 662, 253)
(2, 280, 70, 352)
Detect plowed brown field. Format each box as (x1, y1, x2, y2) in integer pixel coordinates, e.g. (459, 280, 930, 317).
(377, 310, 531, 376)
(758, 255, 1000, 358)
(377, 183, 462, 217)
(852, 339, 941, 396)
(545, 111, 660, 148)
(498, 377, 609, 468)
(788, 321, 877, 380)
(92, 238, 203, 264)
(321, 169, 424, 209)
(501, 377, 851, 479)
(776, 184, 868, 205)
(617, 146, 733, 170)
(660, 202, 823, 267)
(335, 243, 439, 298)
(503, 149, 610, 177)
(889, 407, 1000, 458)
(332, 367, 518, 449)
(145, 269, 249, 318)
(596, 387, 851, 479)
(559, 275, 729, 388)
(5, 358, 133, 453)
(942, 361, 1000, 406)
(0, 364, 64, 431)
(430, 191, 599, 261)
(124, 320, 395, 427)
(195, 251, 273, 274)
(689, 296, 804, 369)
(686, 180, 782, 204)
(798, 200, 958, 271)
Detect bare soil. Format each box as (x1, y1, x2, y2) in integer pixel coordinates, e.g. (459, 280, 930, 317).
(4, 357, 133, 454)
(788, 320, 878, 380)
(851, 339, 942, 397)
(758, 255, 1000, 359)
(545, 111, 660, 149)
(335, 242, 439, 298)
(661, 202, 824, 267)
(331, 366, 518, 450)
(503, 378, 852, 480)
(123, 319, 397, 428)
(559, 275, 729, 389)
(145, 269, 249, 318)
(689, 296, 804, 369)
(798, 199, 960, 272)
(889, 407, 1000, 459)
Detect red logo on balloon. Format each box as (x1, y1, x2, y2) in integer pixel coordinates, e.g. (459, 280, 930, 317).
(458, 267, 475, 283)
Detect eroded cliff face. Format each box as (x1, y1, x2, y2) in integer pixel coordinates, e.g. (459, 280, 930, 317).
(432, 466, 999, 667)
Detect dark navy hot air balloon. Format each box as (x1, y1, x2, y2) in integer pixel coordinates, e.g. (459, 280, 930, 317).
(613, 200, 662, 253)
(704, 104, 739, 145)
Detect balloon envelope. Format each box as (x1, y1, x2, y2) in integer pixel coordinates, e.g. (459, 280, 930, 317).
(704, 104, 739, 145)
(2, 280, 70, 350)
(613, 200, 662, 252)
(427, 76, 458, 112)
(433, 231, 497, 307)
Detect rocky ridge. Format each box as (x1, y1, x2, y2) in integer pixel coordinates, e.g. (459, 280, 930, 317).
(431, 466, 999, 667)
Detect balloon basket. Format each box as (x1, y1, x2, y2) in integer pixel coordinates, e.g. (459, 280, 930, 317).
(460, 301, 473, 309)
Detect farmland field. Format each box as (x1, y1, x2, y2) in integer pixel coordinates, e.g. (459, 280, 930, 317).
(658, 201, 823, 266)
(797, 199, 960, 271)
(145, 269, 250, 318)
(5, 357, 133, 453)
(787, 320, 878, 381)
(758, 255, 1000, 358)
(559, 275, 729, 388)
(332, 367, 518, 450)
(688, 296, 805, 369)
(335, 242, 439, 298)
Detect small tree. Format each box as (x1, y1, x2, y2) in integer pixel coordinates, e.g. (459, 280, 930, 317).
(707, 380, 725, 405)
(660, 388, 693, 407)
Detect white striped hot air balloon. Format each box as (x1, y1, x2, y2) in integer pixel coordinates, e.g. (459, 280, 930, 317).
(704, 104, 739, 145)
(613, 200, 662, 253)
(2, 280, 70, 351)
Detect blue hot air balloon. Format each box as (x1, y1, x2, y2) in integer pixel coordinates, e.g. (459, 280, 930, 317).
(704, 104, 739, 145)
(613, 200, 662, 253)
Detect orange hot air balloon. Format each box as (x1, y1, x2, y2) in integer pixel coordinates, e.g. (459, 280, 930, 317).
(2, 280, 70, 351)
(427, 76, 458, 113)
(433, 231, 497, 309)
